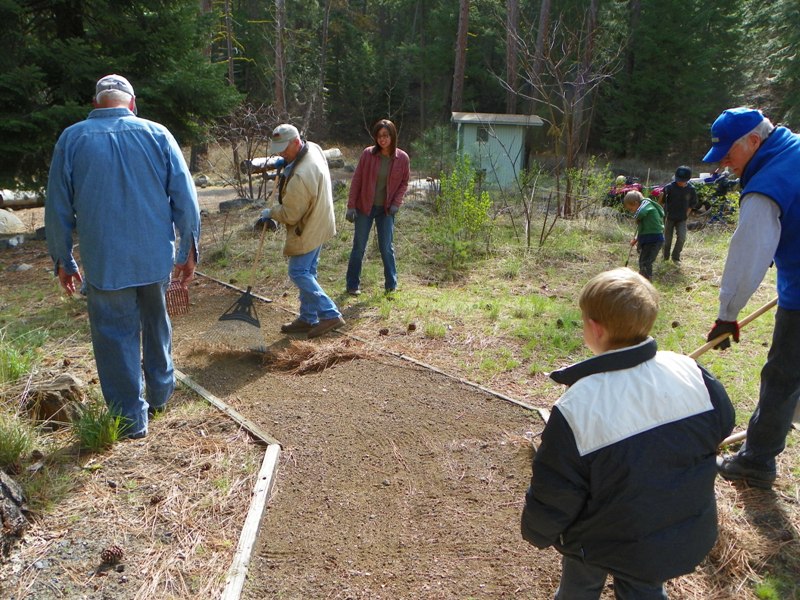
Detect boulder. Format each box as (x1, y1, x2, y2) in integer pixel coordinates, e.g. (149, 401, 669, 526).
(25, 373, 86, 427)
(0, 209, 26, 235)
(219, 197, 255, 212)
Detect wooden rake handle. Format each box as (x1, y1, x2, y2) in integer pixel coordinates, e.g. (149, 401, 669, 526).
(689, 297, 777, 360)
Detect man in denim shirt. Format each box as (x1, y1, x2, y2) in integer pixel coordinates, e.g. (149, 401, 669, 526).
(46, 74, 200, 439)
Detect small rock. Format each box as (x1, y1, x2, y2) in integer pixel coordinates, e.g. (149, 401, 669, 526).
(382, 479, 391, 486)
(407, 322, 417, 332)
(556, 318, 564, 328)
(379, 328, 389, 336)
(671, 321, 680, 328)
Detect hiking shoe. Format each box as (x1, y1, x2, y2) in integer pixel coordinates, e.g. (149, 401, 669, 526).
(347, 288, 361, 296)
(281, 318, 314, 334)
(717, 455, 776, 489)
(307, 316, 345, 339)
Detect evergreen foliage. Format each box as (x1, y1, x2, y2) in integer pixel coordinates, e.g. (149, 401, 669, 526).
(1, 0, 799, 188)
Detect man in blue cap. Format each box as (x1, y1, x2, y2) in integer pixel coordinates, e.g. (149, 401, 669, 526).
(703, 107, 800, 489)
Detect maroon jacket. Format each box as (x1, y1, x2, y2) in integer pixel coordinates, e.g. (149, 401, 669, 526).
(347, 146, 410, 215)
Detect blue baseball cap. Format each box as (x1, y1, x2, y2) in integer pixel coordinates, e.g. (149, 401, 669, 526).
(702, 107, 764, 163)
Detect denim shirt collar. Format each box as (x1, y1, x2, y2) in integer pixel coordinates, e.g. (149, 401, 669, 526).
(87, 107, 135, 119)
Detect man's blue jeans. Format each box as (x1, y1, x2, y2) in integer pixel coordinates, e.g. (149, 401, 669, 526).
(288, 246, 341, 325)
(86, 279, 174, 438)
(346, 205, 397, 291)
(740, 307, 800, 469)
(556, 555, 668, 600)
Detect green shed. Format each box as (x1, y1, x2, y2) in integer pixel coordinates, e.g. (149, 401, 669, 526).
(451, 112, 544, 188)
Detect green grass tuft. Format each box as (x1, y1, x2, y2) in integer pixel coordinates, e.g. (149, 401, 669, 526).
(72, 395, 126, 451)
(0, 412, 36, 469)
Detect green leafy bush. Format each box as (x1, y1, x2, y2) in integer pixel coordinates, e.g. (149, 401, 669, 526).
(426, 155, 493, 274)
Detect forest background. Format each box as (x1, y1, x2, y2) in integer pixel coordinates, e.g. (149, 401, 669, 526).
(1, 0, 800, 191)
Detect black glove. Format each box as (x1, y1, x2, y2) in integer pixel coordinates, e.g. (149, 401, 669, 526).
(707, 319, 740, 350)
(255, 217, 278, 231)
(346, 208, 357, 223)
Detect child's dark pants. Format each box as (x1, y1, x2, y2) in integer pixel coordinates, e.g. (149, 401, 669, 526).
(638, 241, 664, 280)
(555, 555, 668, 599)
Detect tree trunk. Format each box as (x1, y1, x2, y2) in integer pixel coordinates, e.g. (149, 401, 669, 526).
(505, 0, 519, 114)
(274, 0, 287, 119)
(569, 0, 599, 159)
(530, 0, 551, 114)
(451, 0, 469, 113)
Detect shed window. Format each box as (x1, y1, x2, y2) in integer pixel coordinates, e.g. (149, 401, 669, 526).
(477, 126, 489, 142)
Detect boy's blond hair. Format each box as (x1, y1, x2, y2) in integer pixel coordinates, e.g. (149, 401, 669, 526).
(579, 268, 659, 346)
(623, 190, 644, 207)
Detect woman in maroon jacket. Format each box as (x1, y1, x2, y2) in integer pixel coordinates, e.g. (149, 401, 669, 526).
(345, 119, 410, 294)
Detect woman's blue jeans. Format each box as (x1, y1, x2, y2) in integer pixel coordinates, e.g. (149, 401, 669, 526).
(346, 205, 397, 291)
(86, 279, 174, 438)
(288, 246, 341, 325)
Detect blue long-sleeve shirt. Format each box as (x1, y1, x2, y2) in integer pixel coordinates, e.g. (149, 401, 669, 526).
(46, 107, 200, 290)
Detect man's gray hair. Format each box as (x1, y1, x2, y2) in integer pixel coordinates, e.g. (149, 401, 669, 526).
(749, 117, 775, 140)
(96, 89, 132, 103)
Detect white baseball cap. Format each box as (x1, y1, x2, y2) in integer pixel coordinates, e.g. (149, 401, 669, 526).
(270, 124, 300, 153)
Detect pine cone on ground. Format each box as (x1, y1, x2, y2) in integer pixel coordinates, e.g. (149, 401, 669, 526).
(100, 545, 124, 564)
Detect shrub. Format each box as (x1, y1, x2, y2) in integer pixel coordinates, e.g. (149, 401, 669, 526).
(426, 155, 493, 274)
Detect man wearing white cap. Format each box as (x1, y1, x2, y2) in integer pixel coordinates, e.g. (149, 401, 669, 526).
(259, 124, 344, 338)
(46, 74, 200, 440)
(703, 107, 800, 489)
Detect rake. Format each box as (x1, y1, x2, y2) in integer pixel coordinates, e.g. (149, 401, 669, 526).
(206, 184, 279, 349)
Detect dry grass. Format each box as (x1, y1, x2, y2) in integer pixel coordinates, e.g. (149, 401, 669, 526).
(1, 389, 265, 599)
(267, 338, 374, 374)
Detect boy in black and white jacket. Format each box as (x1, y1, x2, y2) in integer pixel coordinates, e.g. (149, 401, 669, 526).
(521, 268, 734, 599)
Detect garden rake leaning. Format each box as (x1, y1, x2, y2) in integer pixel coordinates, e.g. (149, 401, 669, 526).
(207, 187, 278, 349)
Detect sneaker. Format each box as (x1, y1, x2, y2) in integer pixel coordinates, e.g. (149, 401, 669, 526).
(307, 316, 345, 339)
(347, 288, 361, 296)
(281, 318, 314, 334)
(716, 455, 776, 489)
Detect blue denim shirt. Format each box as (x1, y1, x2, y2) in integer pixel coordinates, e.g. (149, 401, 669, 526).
(46, 108, 200, 290)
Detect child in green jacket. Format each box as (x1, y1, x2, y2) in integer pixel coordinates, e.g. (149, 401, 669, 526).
(624, 191, 664, 280)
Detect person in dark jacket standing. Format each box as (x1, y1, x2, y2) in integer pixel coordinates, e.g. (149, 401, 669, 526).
(704, 107, 800, 489)
(521, 268, 734, 600)
(345, 119, 410, 295)
(661, 165, 698, 263)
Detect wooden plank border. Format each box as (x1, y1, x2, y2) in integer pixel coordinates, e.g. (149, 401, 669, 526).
(220, 443, 281, 600)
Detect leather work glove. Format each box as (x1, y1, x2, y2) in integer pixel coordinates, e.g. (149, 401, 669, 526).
(707, 319, 740, 350)
(346, 208, 357, 223)
(389, 205, 400, 215)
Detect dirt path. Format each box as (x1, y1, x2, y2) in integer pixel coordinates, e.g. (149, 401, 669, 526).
(171, 279, 558, 599)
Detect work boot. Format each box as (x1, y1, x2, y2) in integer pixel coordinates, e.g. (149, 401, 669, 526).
(281, 318, 314, 334)
(307, 316, 345, 339)
(716, 455, 776, 489)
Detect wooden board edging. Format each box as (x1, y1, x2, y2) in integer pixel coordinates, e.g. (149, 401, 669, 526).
(220, 443, 280, 600)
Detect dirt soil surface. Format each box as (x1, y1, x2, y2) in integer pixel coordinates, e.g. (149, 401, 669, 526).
(171, 278, 556, 600)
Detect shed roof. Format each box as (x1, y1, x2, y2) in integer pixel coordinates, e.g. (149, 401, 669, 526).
(451, 112, 543, 127)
